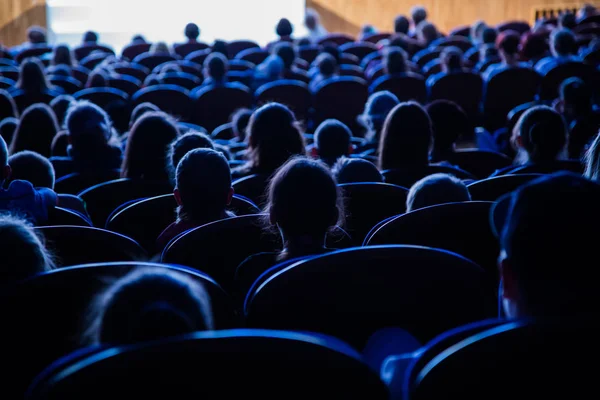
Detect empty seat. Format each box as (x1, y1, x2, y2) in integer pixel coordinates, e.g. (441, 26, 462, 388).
(255, 80, 311, 123)
(191, 85, 253, 132)
(370, 74, 427, 103)
(382, 165, 475, 188)
(468, 174, 543, 201)
(132, 84, 192, 121)
(314, 77, 369, 134)
(445, 150, 512, 179)
(429, 72, 483, 125)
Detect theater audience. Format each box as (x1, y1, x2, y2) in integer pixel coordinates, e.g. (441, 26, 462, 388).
(536, 29, 580, 75)
(333, 157, 383, 184)
(406, 173, 471, 212)
(10, 104, 58, 158)
(313, 119, 352, 167)
(359, 91, 400, 148)
(9, 150, 55, 189)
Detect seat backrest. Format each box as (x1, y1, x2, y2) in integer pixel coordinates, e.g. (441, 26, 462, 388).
(211, 123, 235, 140)
(54, 170, 121, 195)
(108, 76, 141, 97)
(132, 52, 179, 70)
(445, 149, 512, 179)
(508, 159, 584, 175)
(540, 62, 599, 100)
(160, 71, 202, 89)
(228, 59, 255, 71)
(232, 174, 270, 206)
(73, 87, 129, 108)
(371, 74, 427, 103)
(192, 85, 253, 131)
(362, 32, 392, 44)
(314, 76, 369, 134)
(73, 44, 115, 61)
(173, 41, 209, 57)
(185, 48, 211, 65)
(112, 63, 150, 82)
(80, 52, 111, 70)
(0, 76, 15, 89)
(131, 84, 192, 121)
(10, 89, 59, 113)
(246, 245, 496, 348)
(414, 50, 441, 68)
(429, 72, 483, 123)
(48, 76, 82, 95)
(121, 43, 152, 61)
(432, 36, 474, 52)
(467, 174, 543, 201)
(298, 45, 320, 64)
(255, 80, 312, 123)
(496, 20, 531, 34)
(339, 42, 378, 61)
(318, 33, 355, 46)
(27, 329, 387, 400)
(235, 48, 269, 65)
(15, 45, 53, 63)
(41, 207, 92, 227)
(382, 165, 475, 188)
(227, 40, 260, 58)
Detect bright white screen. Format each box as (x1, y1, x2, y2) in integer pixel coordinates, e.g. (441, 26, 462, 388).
(47, 0, 307, 52)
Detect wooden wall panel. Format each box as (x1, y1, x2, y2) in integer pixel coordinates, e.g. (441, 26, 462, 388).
(0, 0, 47, 47)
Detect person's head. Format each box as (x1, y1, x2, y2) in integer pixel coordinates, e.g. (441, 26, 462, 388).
(274, 42, 296, 70)
(246, 103, 305, 173)
(520, 32, 549, 61)
(256, 55, 284, 80)
(406, 173, 471, 212)
(551, 28, 577, 57)
(174, 148, 233, 223)
(585, 133, 600, 181)
(86, 268, 214, 345)
(578, 4, 597, 20)
(52, 45, 72, 67)
(168, 131, 215, 182)
(480, 44, 499, 60)
(360, 25, 377, 39)
(83, 31, 99, 43)
(204, 52, 228, 82)
(384, 47, 407, 75)
(440, 46, 463, 72)
(496, 30, 521, 62)
(8, 150, 55, 189)
(151, 42, 170, 54)
(50, 95, 75, 127)
(0, 215, 54, 285)
(276, 18, 294, 38)
(315, 53, 337, 78)
(394, 15, 410, 35)
(471, 21, 487, 44)
(411, 6, 428, 26)
(333, 157, 383, 184)
(10, 104, 58, 158)
(17, 58, 49, 92)
(378, 102, 433, 170)
(0, 89, 18, 121)
(0, 119, 18, 148)
(122, 112, 180, 181)
(559, 12, 577, 30)
(360, 91, 400, 143)
(65, 101, 114, 155)
(51, 131, 69, 157)
(313, 119, 352, 166)
(320, 43, 341, 65)
(560, 77, 593, 117)
(494, 172, 600, 318)
(482, 27, 498, 45)
(417, 22, 439, 45)
(86, 70, 108, 88)
(211, 40, 228, 56)
(129, 102, 160, 129)
(511, 105, 567, 164)
(231, 108, 252, 141)
(305, 8, 320, 31)
(426, 100, 472, 160)
(132, 34, 147, 44)
(27, 26, 47, 44)
(265, 157, 342, 244)
(184, 23, 200, 41)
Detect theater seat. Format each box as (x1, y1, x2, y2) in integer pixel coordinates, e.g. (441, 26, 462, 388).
(314, 76, 369, 135)
(42, 207, 92, 227)
(232, 174, 270, 206)
(467, 174, 542, 201)
(370, 73, 427, 104)
(382, 165, 475, 188)
(132, 84, 192, 121)
(444, 150, 512, 179)
(255, 80, 311, 123)
(133, 52, 180, 71)
(191, 84, 253, 132)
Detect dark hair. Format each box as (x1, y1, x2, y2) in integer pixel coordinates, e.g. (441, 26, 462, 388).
(176, 148, 231, 222)
(417, 22, 439, 45)
(315, 53, 337, 77)
(168, 131, 215, 183)
(232, 108, 252, 141)
(426, 100, 471, 161)
(265, 157, 343, 240)
(559, 12, 577, 30)
(9, 150, 55, 189)
(121, 112, 180, 181)
(243, 103, 305, 174)
(50, 95, 75, 127)
(512, 106, 567, 164)
(411, 6, 428, 26)
(394, 15, 410, 34)
(27, 26, 47, 44)
(551, 29, 577, 56)
(585, 133, 600, 181)
(204, 52, 228, 82)
(52, 45, 72, 67)
(0, 135, 7, 169)
(17, 58, 49, 93)
(86, 268, 213, 345)
(211, 40, 228, 56)
(132, 35, 147, 43)
(440, 46, 463, 71)
(51, 131, 69, 157)
(333, 157, 383, 184)
(66, 101, 115, 157)
(0, 118, 18, 148)
(360, 91, 400, 143)
(406, 173, 471, 212)
(379, 102, 432, 170)
(320, 44, 341, 65)
(384, 47, 407, 75)
(86, 70, 108, 88)
(130, 102, 160, 128)
(497, 30, 521, 56)
(276, 18, 294, 37)
(388, 36, 411, 53)
(83, 31, 98, 43)
(0, 89, 18, 120)
(561, 77, 593, 116)
(274, 42, 296, 69)
(520, 33, 549, 61)
(314, 119, 352, 166)
(482, 27, 498, 45)
(185, 23, 200, 40)
(10, 104, 58, 158)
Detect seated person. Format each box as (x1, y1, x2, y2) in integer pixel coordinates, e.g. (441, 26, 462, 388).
(427, 47, 465, 86)
(202, 52, 228, 88)
(253, 55, 285, 91)
(333, 157, 383, 184)
(267, 18, 294, 50)
(415, 21, 440, 48)
(150, 42, 172, 55)
(231, 108, 252, 143)
(312, 119, 353, 167)
(394, 15, 410, 36)
(557, 78, 598, 158)
(84, 268, 214, 345)
(520, 32, 550, 66)
(308, 44, 341, 78)
(274, 43, 307, 82)
(235, 157, 344, 293)
(406, 173, 471, 212)
(167, 131, 215, 183)
(309, 53, 338, 92)
(535, 29, 580, 75)
(475, 45, 501, 73)
(304, 8, 328, 43)
(410, 6, 428, 37)
(184, 23, 200, 43)
(384, 46, 408, 75)
(9, 26, 47, 56)
(426, 100, 475, 163)
(360, 24, 378, 40)
(466, 26, 498, 64)
(484, 30, 529, 80)
(157, 148, 234, 250)
(359, 91, 400, 150)
(558, 12, 577, 30)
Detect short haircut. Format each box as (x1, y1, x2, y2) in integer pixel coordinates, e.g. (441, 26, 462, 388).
(17, 58, 49, 93)
(83, 31, 98, 43)
(315, 53, 337, 77)
(130, 102, 160, 128)
(513, 105, 567, 163)
(204, 52, 228, 82)
(497, 30, 521, 55)
(551, 29, 577, 56)
(333, 157, 383, 184)
(440, 46, 463, 71)
(0, 119, 17, 150)
(65, 101, 113, 152)
(394, 15, 410, 34)
(231, 108, 252, 141)
(314, 119, 352, 166)
(185, 23, 200, 40)
(9, 150, 55, 189)
(426, 100, 471, 159)
(276, 18, 293, 37)
(384, 47, 407, 74)
(27, 26, 47, 44)
(411, 6, 428, 26)
(559, 12, 577, 30)
(168, 131, 215, 182)
(482, 27, 498, 45)
(211, 40, 228, 56)
(274, 42, 296, 69)
(406, 173, 471, 212)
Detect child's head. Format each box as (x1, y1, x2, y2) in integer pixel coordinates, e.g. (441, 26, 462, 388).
(86, 268, 214, 345)
(333, 157, 383, 184)
(9, 151, 55, 189)
(65, 101, 113, 153)
(313, 119, 352, 166)
(168, 132, 215, 183)
(406, 173, 471, 212)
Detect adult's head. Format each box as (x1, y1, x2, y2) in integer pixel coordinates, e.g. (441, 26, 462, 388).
(360, 91, 400, 143)
(0, 89, 18, 121)
(559, 12, 577, 30)
(520, 32, 549, 61)
(560, 77, 593, 118)
(122, 112, 180, 181)
(378, 102, 433, 170)
(151, 42, 170, 54)
(231, 108, 252, 141)
(129, 102, 160, 129)
(0, 118, 18, 149)
(494, 172, 600, 318)
(10, 104, 58, 158)
(184, 23, 200, 41)
(86, 268, 213, 345)
(313, 119, 352, 166)
(204, 52, 228, 83)
(175, 148, 233, 223)
(274, 42, 296, 70)
(17, 58, 49, 93)
(496, 30, 521, 62)
(304, 8, 321, 31)
(86, 70, 108, 88)
(550, 28, 577, 57)
(27, 26, 47, 44)
(384, 47, 407, 75)
(482, 27, 498, 45)
(50, 95, 75, 127)
(440, 46, 464, 72)
(52, 45, 72, 67)
(83, 31, 99, 43)
(315, 53, 337, 78)
(245, 103, 305, 173)
(511, 105, 567, 164)
(426, 100, 471, 161)
(411, 6, 428, 27)
(406, 173, 471, 212)
(471, 21, 487, 45)
(211, 40, 228, 56)
(65, 101, 114, 155)
(333, 157, 383, 184)
(276, 18, 294, 38)
(266, 157, 342, 242)
(168, 131, 215, 182)
(256, 55, 284, 81)
(394, 15, 410, 35)
(0, 215, 54, 286)
(8, 150, 55, 189)
(417, 22, 439, 46)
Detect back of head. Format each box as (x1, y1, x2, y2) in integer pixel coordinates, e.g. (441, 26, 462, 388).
(122, 112, 180, 181)
(314, 119, 352, 165)
(87, 268, 214, 345)
(305, 8, 320, 30)
(384, 47, 407, 75)
(560, 77, 592, 115)
(246, 103, 305, 173)
(521, 32, 549, 61)
(333, 157, 383, 184)
(17, 58, 48, 92)
(267, 157, 341, 238)
(66, 101, 113, 153)
(185, 23, 200, 40)
(513, 105, 567, 163)
(27, 26, 47, 44)
(426, 100, 471, 159)
(87, 70, 108, 88)
(276, 18, 294, 37)
(395, 15, 410, 35)
(50, 95, 75, 126)
(130, 102, 160, 129)
(551, 28, 577, 56)
(315, 53, 337, 77)
(406, 173, 471, 212)
(132, 35, 147, 44)
(559, 12, 577, 30)
(83, 31, 99, 43)
(176, 148, 231, 221)
(482, 27, 498, 45)
(151, 42, 170, 54)
(417, 22, 439, 45)
(10, 104, 58, 158)
(0, 119, 18, 148)
(497, 30, 521, 57)
(321, 44, 341, 65)
(52, 45, 72, 67)
(9, 150, 55, 189)
(411, 6, 428, 26)
(231, 108, 252, 141)
(0, 89, 18, 120)
(361, 91, 400, 143)
(204, 52, 228, 82)
(440, 46, 464, 71)
(168, 131, 215, 181)
(379, 102, 433, 170)
(211, 40, 228, 56)
(585, 133, 600, 180)
(274, 42, 296, 69)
